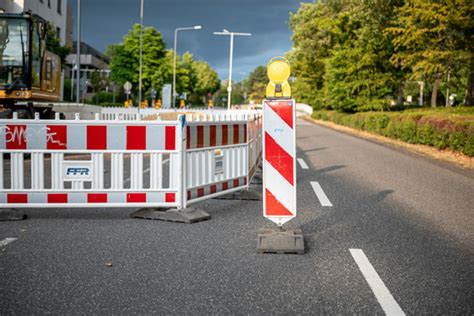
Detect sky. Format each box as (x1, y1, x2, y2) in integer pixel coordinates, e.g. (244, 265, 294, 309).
(70, 0, 311, 81)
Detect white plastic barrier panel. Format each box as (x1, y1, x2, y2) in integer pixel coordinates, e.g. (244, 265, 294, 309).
(262, 99, 296, 226)
(184, 114, 251, 206)
(0, 111, 263, 211)
(0, 115, 183, 208)
(247, 113, 262, 181)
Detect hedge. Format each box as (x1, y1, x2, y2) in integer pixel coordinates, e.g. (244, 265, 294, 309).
(312, 108, 474, 157)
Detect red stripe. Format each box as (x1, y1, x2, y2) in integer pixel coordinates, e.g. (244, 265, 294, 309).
(186, 126, 191, 149)
(187, 191, 191, 200)
(269, 102, 293, 129)
(265, 188, 294, 216)
(165, 126, 176, 150)
(7, 193, 27, 203)
(87, 126, 107, 150)
(88, 193, 107, 203)
(127, 193, 146, 203)
(210, 185, 217, 194)
(265, 132, 294, 185)
(197, 188, 205, 197)
(233, 179, 239, 188)
(197, 126, 204, 148)
(222, 182, 229, 191)
(210, 125, 216, 147)
(222, 125, 228, 145)
(48, 194, 68, 203)
(126, 126, 146, 150)
(233, 124, 239, 144)
(6, 125, 27, 149)
(47, 125, 67, 150)
(165, 193, 176, 202)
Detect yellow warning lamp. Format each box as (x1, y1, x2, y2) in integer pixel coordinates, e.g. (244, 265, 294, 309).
(155, 99, 162, 109)
(266, 56, 291, 99)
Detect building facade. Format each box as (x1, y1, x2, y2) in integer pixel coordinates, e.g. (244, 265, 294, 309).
(0, 0, 69, 46)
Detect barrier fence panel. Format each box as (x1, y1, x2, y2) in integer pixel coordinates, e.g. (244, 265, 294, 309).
(247, 113, 262, 181)
(0, 111, 263, 211)
(184, 114, 249, 206)
(0, 114, 182, 208)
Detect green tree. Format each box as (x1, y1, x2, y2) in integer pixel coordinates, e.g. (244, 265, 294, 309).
(288, 2, 339, 108)
(386, 0, 473, 107)
(108, 24, 167, 99)
(190, 60, 220, 105)
(108, 24, 221, 107)
(325, 1, 404, 112)
(289, 1, 404, 112)
(45, 23, 70, 65)
(245, 65, 267, 103)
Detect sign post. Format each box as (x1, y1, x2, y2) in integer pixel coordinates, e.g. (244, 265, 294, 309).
(257, 57, 304, 254)
(123, 81, 132, 106)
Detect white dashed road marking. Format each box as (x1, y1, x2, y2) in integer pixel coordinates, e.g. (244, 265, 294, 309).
(350, 249, 405, 316)
(297, 158, 309, 169)
(0, 238, 18, 247)
(310, 181, 333, 206)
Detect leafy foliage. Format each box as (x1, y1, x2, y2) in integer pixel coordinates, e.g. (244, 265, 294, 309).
(108, 24, 219, 105)
(45, 24, 70, 65)
(245, 66, 267, 104)
(288, 0, 473, 111)
(313, 108, 474, 156)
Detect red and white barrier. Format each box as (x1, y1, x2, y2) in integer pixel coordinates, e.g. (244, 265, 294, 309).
(0, 111, 263, 210)
(262, 99, 296, 226)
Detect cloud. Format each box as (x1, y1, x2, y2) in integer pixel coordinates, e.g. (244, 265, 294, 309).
(72, 0, 311, 81)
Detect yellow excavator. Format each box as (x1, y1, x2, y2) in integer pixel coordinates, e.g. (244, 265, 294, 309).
(0, 11, 61, 118)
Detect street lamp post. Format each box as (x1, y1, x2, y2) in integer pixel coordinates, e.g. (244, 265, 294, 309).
(138, 0, 144, 108)
(76, 0, 81, 104)
(172, 25, 202, 108)
(213, 29, 251, 110)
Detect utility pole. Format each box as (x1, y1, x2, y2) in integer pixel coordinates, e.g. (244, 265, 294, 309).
(446, 70, 451, 107)
(138, 0, 144, 108)
(76, 0, 81, 104)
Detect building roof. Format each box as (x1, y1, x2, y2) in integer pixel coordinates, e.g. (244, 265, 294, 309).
(71, 41, 110, 64)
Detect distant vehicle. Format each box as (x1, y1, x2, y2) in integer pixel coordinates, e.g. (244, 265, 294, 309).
(0, 11, 61, 118)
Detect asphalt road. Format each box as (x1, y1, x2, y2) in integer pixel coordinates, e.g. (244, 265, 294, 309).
(1, 118, 473, 314)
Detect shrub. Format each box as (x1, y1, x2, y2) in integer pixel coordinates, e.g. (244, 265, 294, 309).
(312, 108, 474, 156)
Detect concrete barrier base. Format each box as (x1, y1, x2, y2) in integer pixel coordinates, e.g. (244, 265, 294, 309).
(0, 209, 27, 221)
(131, 208, 210, 224)
(257, 228, 305, 254)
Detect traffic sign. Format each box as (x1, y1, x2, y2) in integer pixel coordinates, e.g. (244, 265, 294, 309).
(150, 87, 157, 99)
(262, 99, 296, 226)
(162, 84, 172, 109)
(123, 81, 132, 94)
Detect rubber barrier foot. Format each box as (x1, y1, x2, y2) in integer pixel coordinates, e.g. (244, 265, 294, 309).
(0, 209, 27, 221)
(257, 228, 305, 254)
(131, 208, 210, 224)
(239, 189, 262, 201)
